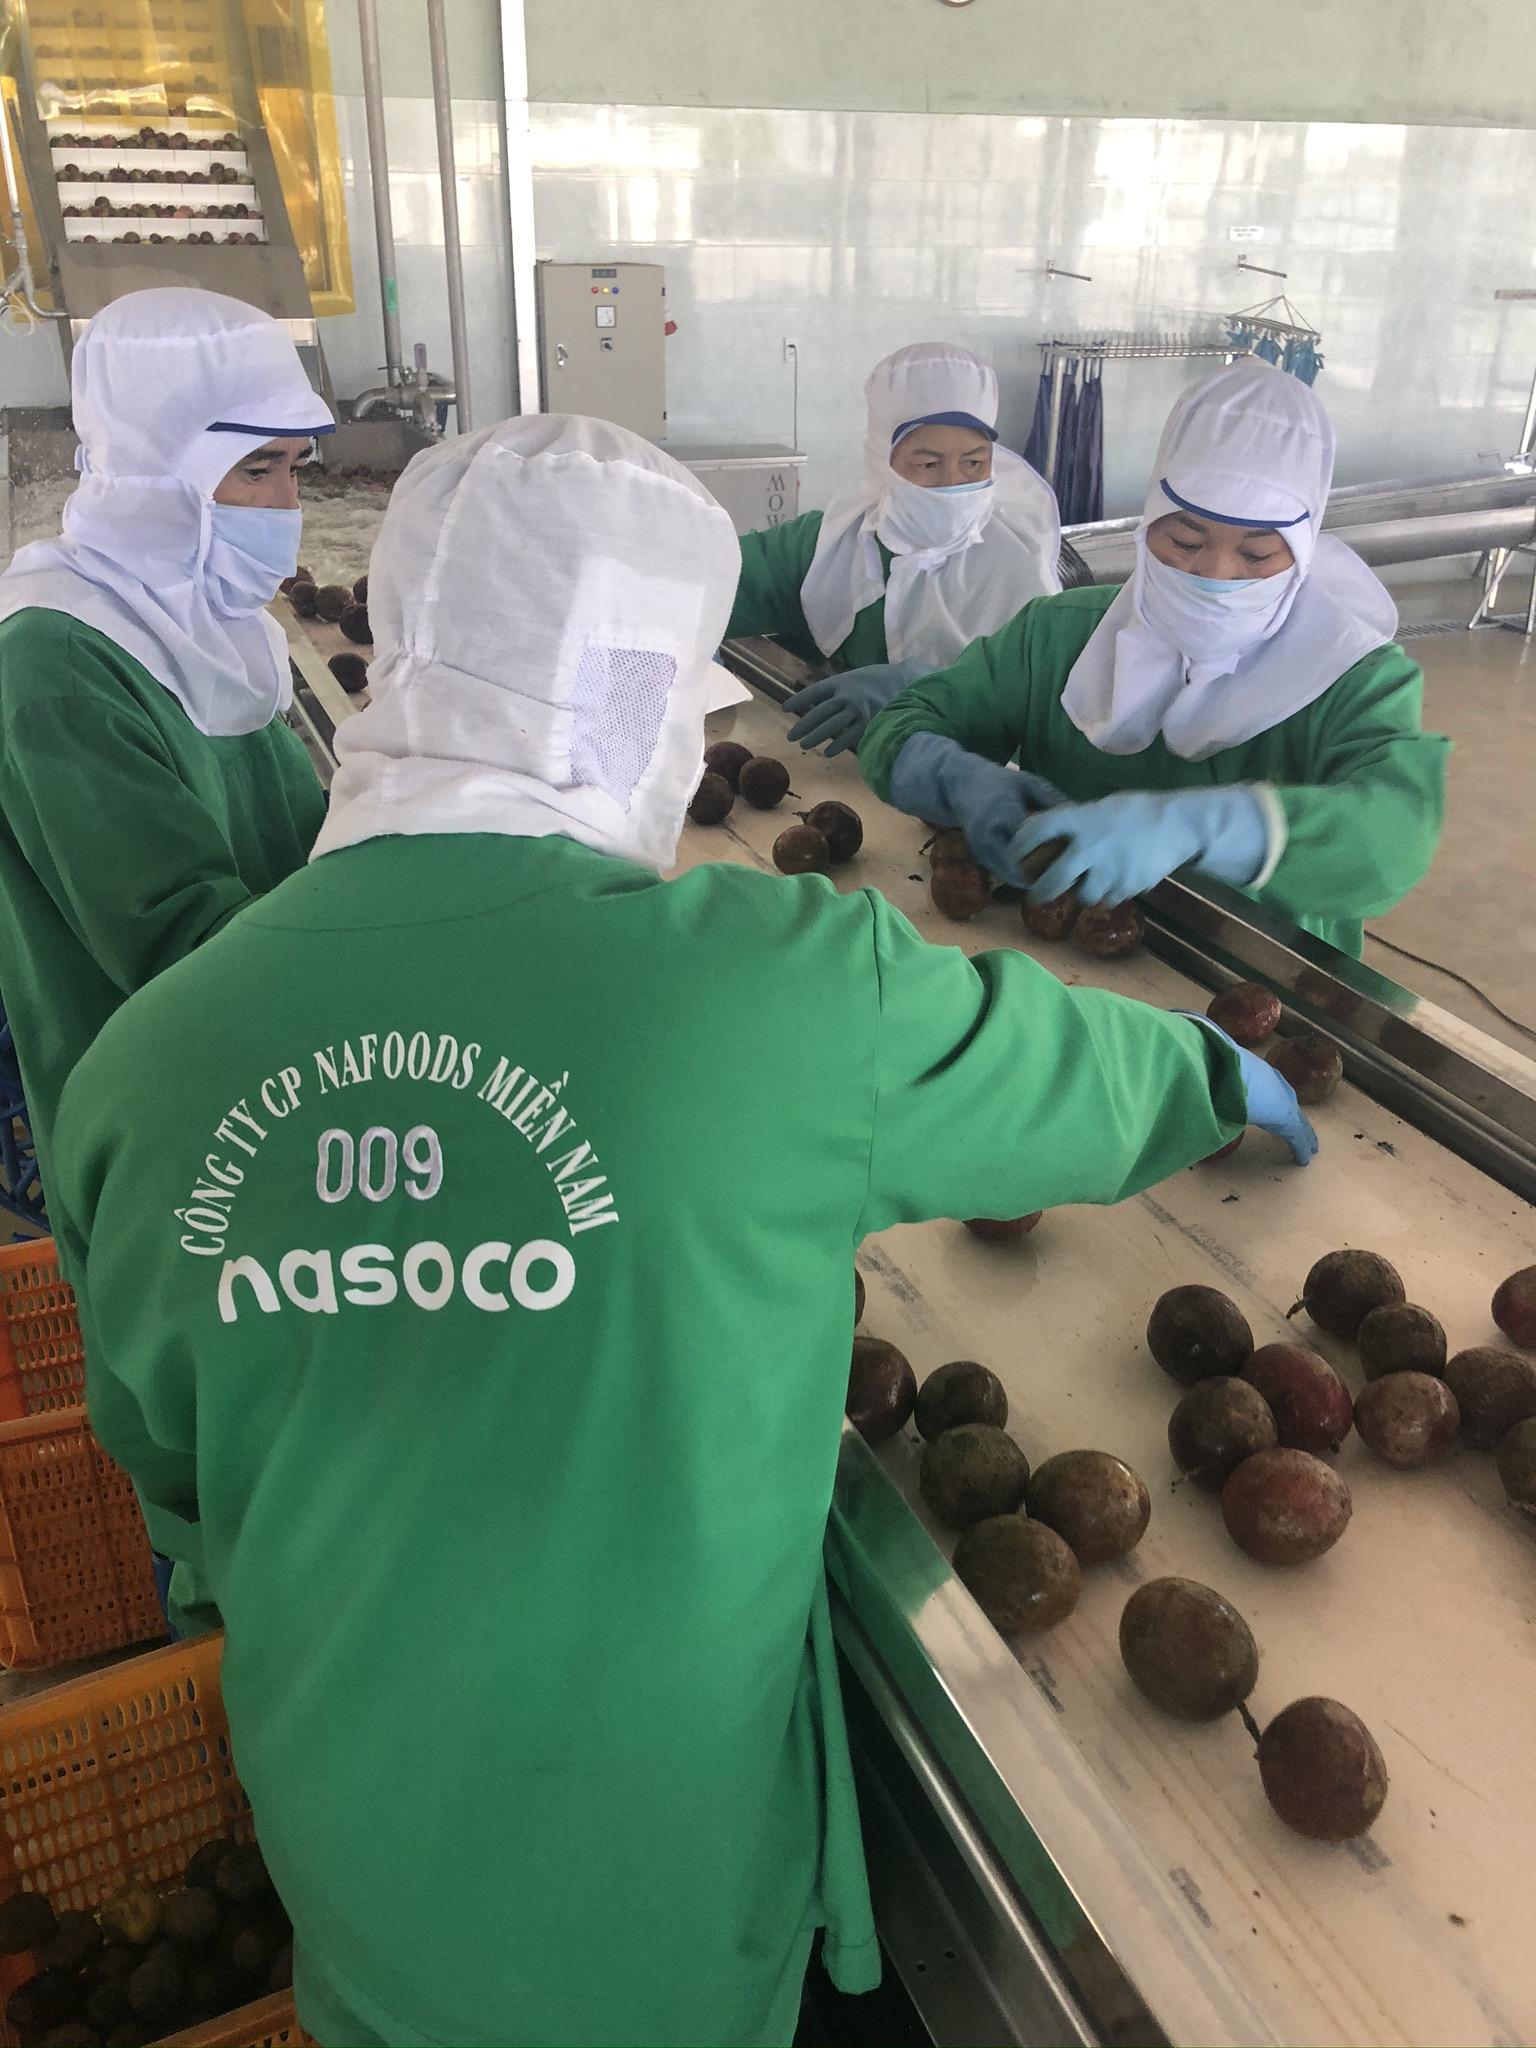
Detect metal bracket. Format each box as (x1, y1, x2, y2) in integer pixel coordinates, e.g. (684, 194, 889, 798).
(1235, 254, 1288, 280)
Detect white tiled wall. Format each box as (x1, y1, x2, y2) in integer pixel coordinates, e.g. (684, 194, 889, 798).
(527, 105, 1536, 513)
(321, 93, 516, 423)
(9, 94, 1536, 525)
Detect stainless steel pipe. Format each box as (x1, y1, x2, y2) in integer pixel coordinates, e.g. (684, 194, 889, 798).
(1065, 481, 1536, 584)
(1064, 468, 1536, 553)
(1342, 504, 1536, 570)
(356, 0, 404, 389)
(426, 0, 473, 432)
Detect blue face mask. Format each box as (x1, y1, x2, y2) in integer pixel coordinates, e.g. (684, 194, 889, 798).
(206, 503, 302, 617)
(1185, 570, 1265, 594)
(933, 479, 994, 496)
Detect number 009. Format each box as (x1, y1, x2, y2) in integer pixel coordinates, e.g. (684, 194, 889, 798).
(316, 1125, 444, 1204)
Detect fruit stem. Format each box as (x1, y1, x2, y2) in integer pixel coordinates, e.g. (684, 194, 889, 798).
(1286, 1300, 1303, 1321)
(1237, 1702, 1263, 1753)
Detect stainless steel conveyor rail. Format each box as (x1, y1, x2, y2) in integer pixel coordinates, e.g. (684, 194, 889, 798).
(719, 635, 1536, 1205)
(716, 637, 1536, 2048)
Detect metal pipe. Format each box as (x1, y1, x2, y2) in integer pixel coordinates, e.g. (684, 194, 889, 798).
(356, 0, 404, 388)
(1064, 467, 1536, 550)
(0, 101, 64, 322)
(1341, 504, 1536, 567)
(1516, 362, 1536, 462)
(425, 0, 473, 433)
(1065, 503, 1536, 586)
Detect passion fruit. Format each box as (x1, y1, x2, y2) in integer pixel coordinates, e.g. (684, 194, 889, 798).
(1119, 1577, 1258, 1719)
(1025, 1450, 1150, 1563)
(1207, 982, 1281, 1048)
(1357, 1302, 1447, 1381)
(1353, 1372, 1459, 1469)
(1167, 1377, 1277, 1490)
(953, 1516, 1080, 1635)
(773, 825, 831, 875)
(1021, 892, 1079, 941)
(797, 800, 863, 863)
(930, 861, 992, 920)
(1221, 1448, 1351, 1565)
(738, 756, 791, 809)
(920, 1424, 1031, 1527)
(914, 1360, 1008, 1441)
(925, 828, 971, 868)
(846, 1336, 916, 1444)
(1292, 1250, 1405, 1340)
(1492, 1266, 1536, 1350)
(1258, 1697, 1387, 1841)
(963, 1213, 1041, 1243)
(328, 652, 369, 695)
(688, 771, 734, 825)
(702, 740, 753, 789)
(1147, 1285, 1254, 1386)
(1073, 902, 1144, 958)
(1443, 1346, 1536, 1450)
(1241, 1343, 1354, 1455)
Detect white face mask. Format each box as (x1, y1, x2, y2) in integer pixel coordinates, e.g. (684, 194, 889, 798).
(1138, 548, 1295, 676)
(876, 471, 996, 558)
(206, 503, 302, 618)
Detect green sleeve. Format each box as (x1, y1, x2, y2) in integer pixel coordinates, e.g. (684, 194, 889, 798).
(857, 891, 1245, 1236)
(1263, 648, 1449, 924)
(859, 600, 1046, 799)
(0, 643, 256, 996)
(725, 510, 824, 641)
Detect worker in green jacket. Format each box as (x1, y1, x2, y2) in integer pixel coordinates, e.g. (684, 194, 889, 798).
(859, 360, 1449, 956)
(0, 286, 333, 1189)
(727, 342, 1061, 754)
(50, 415, 1313, 2048)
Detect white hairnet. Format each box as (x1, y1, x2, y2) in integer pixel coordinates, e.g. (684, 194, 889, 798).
(0, 287, 333, 735)
(1062, 359, 1396, 759)
(312, 415, 741, 874)
(800, 342, 1061, 673)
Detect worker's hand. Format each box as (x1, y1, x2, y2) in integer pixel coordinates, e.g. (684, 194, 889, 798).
(948, 758, 1068, 879)
(1186, 1016, 1318, 1166)
(888, 733, 1066, 879)
(1007, 787, 1273, 906)
(784, 664, 913, 758)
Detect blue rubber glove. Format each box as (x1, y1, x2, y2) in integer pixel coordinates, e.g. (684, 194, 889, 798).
(1008, 786, 1275, 906)
(1182, 1014, 1318, 1165)
(890, 732, 1067, 880)
(784, 663, 916, 758)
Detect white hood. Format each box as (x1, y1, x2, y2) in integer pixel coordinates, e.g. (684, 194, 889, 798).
(1062, 358, 1397, 761)
(800, 342, 1062, 674)
(0, 286, 333, 737)
(312, 415, 741, 874)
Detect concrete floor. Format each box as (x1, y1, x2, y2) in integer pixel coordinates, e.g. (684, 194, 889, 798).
(1369, 566, 1536, 1060)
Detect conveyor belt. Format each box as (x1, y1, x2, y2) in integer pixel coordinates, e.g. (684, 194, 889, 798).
(673, 689, 1536, 2048)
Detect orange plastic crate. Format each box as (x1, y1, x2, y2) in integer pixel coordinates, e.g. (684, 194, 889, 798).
(0, 1242, 85, 1419)
(0, 1636, 308, 2047)
(0, 1240, 164, 1670)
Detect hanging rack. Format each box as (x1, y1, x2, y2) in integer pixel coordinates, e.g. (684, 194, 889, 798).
(1224, 291, 1322, 346)
(1036, 333, 1233, 489)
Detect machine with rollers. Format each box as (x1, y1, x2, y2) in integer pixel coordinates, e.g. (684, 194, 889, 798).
(0, 0, 337, 387)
